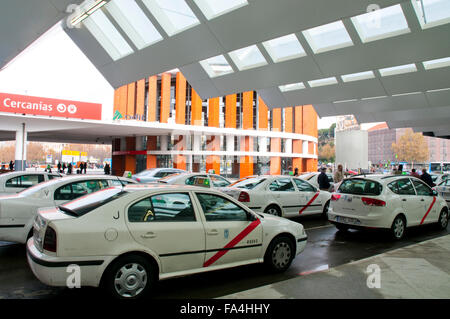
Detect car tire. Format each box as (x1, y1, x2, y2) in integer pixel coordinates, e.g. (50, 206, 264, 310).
(322, 200, 330, 220)
(335, 224, 349, 232)
(104, 255, 155, 299)
(390, 215, 406, 241)
(437, 208, 449, 230)
(264, 205, 282, 217)
(264, 236, 295, 272)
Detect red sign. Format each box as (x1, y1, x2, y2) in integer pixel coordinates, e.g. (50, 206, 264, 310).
(0, 93, 102, 120)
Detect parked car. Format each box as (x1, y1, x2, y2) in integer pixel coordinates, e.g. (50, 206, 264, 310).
(220, 175, 331, 218)
(0, 171, 62, 195)
(0, 175, 136, 244)
(328, 175, 448, 240)
(131, 168, 185, 183)
(299, 172, 335, 192)
(27, 184, 307, 298)
(435, 179, 450, 206)
(431, 173, 449, 187)
(158, 172, 232, 188)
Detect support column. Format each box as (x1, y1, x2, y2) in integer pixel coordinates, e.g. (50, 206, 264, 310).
(206, 97, 220, 174)
(15, 123, 27, 171)
(147, 136, 157, 169)
(303, 105, 318, 172)
(270, 108, 281, 175)
(174, 72, 187, 170)
(293, 105, 305, 173)
(240, 91, 254, 178)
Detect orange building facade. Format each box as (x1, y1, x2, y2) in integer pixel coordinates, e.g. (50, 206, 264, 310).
(112, 72, 318, 178)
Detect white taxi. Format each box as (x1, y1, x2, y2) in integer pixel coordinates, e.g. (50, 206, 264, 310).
(0, 171, 62, 195)
(221, 176, 331, 218)
(27, 184, 307, 299)
(0, 175, 135, 244)
(435, 179, 450, 206)
(328, 175, 449, 240)
(159, 172, 232, 188)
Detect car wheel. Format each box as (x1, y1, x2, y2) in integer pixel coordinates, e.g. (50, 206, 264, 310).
(322, 200, 330, 220)
(335, 224, 349, 232)
(264, 236, 295, 272)
(437, 209, 449, 230)
(264, 205, 281, 217)
(391, 215, 406, 240)
(104, 255, 155, 299)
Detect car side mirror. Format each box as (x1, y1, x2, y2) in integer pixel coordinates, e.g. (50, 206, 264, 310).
(432, 190, 438, 196)
(247, 212, 257, 221)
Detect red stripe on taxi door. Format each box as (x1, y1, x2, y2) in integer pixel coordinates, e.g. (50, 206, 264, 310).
(203, 219, 261, 267)
(420, 196, 436, 225)
(299, 192, 320, 215)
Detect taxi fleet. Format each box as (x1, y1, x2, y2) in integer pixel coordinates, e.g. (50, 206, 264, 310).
(27, 184, 307, 298)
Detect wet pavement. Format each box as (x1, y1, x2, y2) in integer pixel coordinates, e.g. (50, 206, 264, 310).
(0, 215, 448, 299)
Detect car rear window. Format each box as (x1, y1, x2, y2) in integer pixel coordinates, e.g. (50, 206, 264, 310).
(337, 178, 382, 196)
(59, 187, 128, 217)
(230, 178, 266, 190)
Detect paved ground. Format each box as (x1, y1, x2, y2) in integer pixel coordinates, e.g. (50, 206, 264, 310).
(0, 215, 448, 299)
(221, 234, 450, 299)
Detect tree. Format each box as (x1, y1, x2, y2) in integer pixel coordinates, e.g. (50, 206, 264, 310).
(27, 143, 47, 163)
(319, 144, 335, 163)
(0, 144, 15, 163)
(391, 129, 429, 164)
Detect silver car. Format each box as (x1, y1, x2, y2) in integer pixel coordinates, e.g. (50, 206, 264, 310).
(0, 171, 62, 195)
(158, 172, 232, 188)
(435, 179, 450, 207)
(132, 168, 185, 183)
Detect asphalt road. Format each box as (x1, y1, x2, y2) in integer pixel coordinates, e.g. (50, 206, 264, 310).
(0, 215, 448, 299)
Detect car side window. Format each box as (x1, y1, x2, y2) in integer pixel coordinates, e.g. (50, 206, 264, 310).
(196, 193, 248, 222)
(110, 179, 123, 186)
(396, 179, 416, 196)
(48, 174, 61, 180)
(268, 178, 295, 192)
(387, 181, 400, 194)
(293, 179, 316, 192)
(185, 176, 210, 188)
(5, 175, 44, 188)
(128, 193, 195, 222)
(412, 180, 433, 196)
(54, 180, 103, 201)
(210, 175, 230, 187)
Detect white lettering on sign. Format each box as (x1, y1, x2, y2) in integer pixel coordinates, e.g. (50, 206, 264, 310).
(4, 98, 53, 112)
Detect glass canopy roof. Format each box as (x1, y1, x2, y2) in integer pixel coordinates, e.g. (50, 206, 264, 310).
(412, 0, 450, 29)
(279, 82, 305, 92)
(262, 34, 306, 63)
(302, 21, 353, 54)
(193, 0, 248, 20)
(228, 45, 268, 71)
(199, 55, 234, 78)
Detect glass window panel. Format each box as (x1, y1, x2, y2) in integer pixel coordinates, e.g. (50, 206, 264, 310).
(268, 179, 295, 192)
(83, 9, 134, 61)
(107, 0, 163, 50)
(199, 55, 234, 78)
(412, 0, 450, 29)
(308, 77, 338, 88)
(262, 34, 306, 63)
(142, 0, 200, 36)
(279, 82, 305, 92)
(379, 63, 417, 76)
(228, 45, 268, 70)
(193, 0, 248, 20)
(302, 20, 353, 54)
(341, 71, 375, 82)
(351, 4, 410, 43)
(423, 57, 450, 70)
(197, 193, 248, 221)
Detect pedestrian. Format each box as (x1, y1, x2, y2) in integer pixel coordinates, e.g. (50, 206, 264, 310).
(294, 167, 299, 177)
(333, 164, 344, 183)
(318, 167, 331, 191)
(84, 162, 87, 174)
(57, 162, 62, 173)
(394, 164, 403, 175)
(9, 160, 14, 171)
(420, 169, 435, 187)
(63, 163, 67, 174)
(68, 163, 73, 175)
(410, 168, 420, 178)
(104, 163, 111, 175)
(46, 164, 52, 173)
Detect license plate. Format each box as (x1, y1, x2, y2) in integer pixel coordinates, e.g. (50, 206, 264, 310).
(336, 216, 360, 225)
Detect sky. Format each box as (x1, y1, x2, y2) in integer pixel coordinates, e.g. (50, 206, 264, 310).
(0, 22, 341, 129)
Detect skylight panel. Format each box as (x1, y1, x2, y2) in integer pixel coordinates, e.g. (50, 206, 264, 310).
(106, 0, 162, 50)
(142, 0, 200, 36)
(379, 64, 417, 76)
(279, 82, 305, 92)
(423, 57, 450, 70)
(412, 0, 450, 29)
(193, 0, 248, 20)
(341, 71, 375, 82)
(200, 55, 234, 78)
(83, 9, 134, 61)
(308, 77, 338, 87)
(302, 21, 353, 54)
(228, 45, 268, 71)
(351, 4, 410, 43)
(262, 34, 306, 63)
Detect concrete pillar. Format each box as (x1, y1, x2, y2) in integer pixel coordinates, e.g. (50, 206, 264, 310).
(15, 123, 27, 171)
(285, 138, 293, 154)
(303, 140, 309, 154)
(258, 137, 268, 153)
(160, 135, 168, 151)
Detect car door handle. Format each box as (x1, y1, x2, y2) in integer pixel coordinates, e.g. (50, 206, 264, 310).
(207, 229, 219, 236)
(402, 199, 407, 201)
(141, 232, 157, 239)
(420, 199, 425, 202)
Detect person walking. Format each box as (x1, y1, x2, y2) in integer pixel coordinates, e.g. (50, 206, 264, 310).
(294, 167, 299, 177)
(67, 163, 73, 175)
(318, 167, 331, 191)
(63, 163, 67, 174)
(333, 164, 344, 183)
(57, 162, 62, 173)
(410, 168, 420, 178)
(394, 164, 403, 175)
(420, 169, 435, 187)
(9, 161, 14, 171)
(104, 163, 111, 175)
